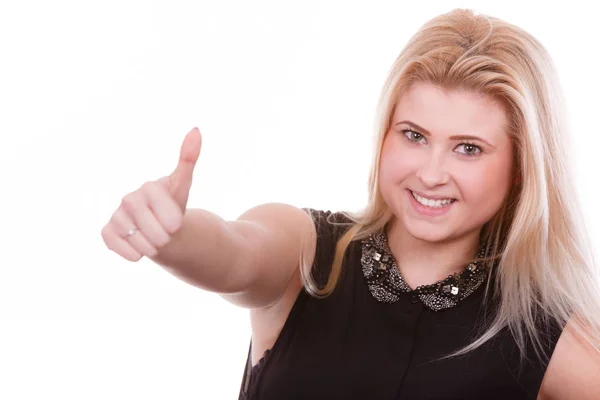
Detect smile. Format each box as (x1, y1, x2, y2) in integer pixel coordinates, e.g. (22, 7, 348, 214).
(410, 190, 456, 209)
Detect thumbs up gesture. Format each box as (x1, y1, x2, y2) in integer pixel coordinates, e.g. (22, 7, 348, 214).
(101, 128, 202, 261)
(164, 127, 202, 210)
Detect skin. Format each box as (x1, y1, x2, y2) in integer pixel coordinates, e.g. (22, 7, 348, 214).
(540, 320, 600, 399)
(378, 81, 514, 287)
(377, 81, 600, 399)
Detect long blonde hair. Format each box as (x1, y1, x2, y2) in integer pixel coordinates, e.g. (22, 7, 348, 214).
(299, 8, 600, 361)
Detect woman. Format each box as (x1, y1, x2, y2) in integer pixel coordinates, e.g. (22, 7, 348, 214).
(101, 8, 600, 399)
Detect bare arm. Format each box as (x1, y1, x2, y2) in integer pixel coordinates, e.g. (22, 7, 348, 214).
(150, 203, 316, 309)
(539, 320, 600, 399)
(101, 129, 315, 310)
(148, 207, 247, 293)
(220, 203, 316, 309)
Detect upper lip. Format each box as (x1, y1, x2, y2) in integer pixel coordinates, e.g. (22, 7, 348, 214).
(409, 190, 456, 200)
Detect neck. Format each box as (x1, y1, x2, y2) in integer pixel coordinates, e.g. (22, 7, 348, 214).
(385, 218, 482, 288)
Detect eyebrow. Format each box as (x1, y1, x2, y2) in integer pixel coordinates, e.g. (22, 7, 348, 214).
(395, 120, 496, 148)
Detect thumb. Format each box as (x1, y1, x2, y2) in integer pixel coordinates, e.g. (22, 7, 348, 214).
(169, 127, 202, 208)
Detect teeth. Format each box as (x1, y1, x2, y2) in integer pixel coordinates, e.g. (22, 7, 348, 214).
(411, 191, 454, 208)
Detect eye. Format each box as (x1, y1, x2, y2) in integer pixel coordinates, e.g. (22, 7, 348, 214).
(401, 129, 426, 144)
(455, 143, 482, 156)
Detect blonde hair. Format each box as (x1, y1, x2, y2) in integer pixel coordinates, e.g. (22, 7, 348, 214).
(299, 8, 600, 362)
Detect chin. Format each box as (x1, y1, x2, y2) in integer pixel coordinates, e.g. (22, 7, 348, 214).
(404, 222, 455, 244)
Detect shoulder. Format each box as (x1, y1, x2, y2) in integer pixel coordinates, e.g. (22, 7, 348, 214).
(539, 319, 600, 399)
(302, 208, 354, 226)
(301, 208, 356, 284)
(301, 208, 355, 250)
(302, 208, 355, 249)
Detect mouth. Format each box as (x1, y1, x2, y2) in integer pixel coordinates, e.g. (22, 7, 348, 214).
(409, 190, 457, 209)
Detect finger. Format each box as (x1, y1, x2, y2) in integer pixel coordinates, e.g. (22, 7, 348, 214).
(125, 228, 158, 258)
(142, 181, 183, 234)
(169, 127, 202, 206)
(101, 224, 143, 262)
(115, 201, 160, 257)
(122, 184, 173, 247)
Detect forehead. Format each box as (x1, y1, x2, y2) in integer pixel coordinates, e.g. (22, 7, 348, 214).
(393, 82, 509, 140)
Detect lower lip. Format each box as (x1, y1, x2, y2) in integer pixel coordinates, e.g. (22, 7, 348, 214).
(407, 190, 455, 217)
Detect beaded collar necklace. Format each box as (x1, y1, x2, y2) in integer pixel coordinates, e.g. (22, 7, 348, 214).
(360, 229, 489, 312)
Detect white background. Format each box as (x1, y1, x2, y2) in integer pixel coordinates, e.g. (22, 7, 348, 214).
(1, 0, 598, 399)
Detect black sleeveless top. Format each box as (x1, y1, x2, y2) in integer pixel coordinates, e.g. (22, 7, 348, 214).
(238, 209, 563, 400)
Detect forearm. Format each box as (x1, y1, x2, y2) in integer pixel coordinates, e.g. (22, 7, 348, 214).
(149, 208, 244, 293)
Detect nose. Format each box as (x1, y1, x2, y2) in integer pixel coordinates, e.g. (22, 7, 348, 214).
(415, 150, 450, 187)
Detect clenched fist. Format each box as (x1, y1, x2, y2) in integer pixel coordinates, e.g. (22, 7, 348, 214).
(101, 127, 202, 261)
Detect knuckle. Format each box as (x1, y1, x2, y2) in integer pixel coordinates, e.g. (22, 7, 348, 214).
(141, 181, 155, 192)
(100, 226, 109, 242)
(121, 193, 135, 210)
(142, 181, 164, 203)
(101, 227, 116, 250)
(108, 214, 119, 227)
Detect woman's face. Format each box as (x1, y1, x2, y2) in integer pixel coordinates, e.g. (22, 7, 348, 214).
(379, 82, 514, 243)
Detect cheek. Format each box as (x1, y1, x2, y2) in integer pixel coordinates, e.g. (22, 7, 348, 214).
(379, 137, 416, 183)
(457, 160, 512, 206)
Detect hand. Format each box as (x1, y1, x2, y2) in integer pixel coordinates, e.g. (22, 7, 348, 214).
(101, 127, 202, 261)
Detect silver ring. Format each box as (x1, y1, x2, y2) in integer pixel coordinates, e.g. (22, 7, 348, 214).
(125, 227, 138, 238)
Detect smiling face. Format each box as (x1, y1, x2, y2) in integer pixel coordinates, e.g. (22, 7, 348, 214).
(379, 82, 514, 244)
